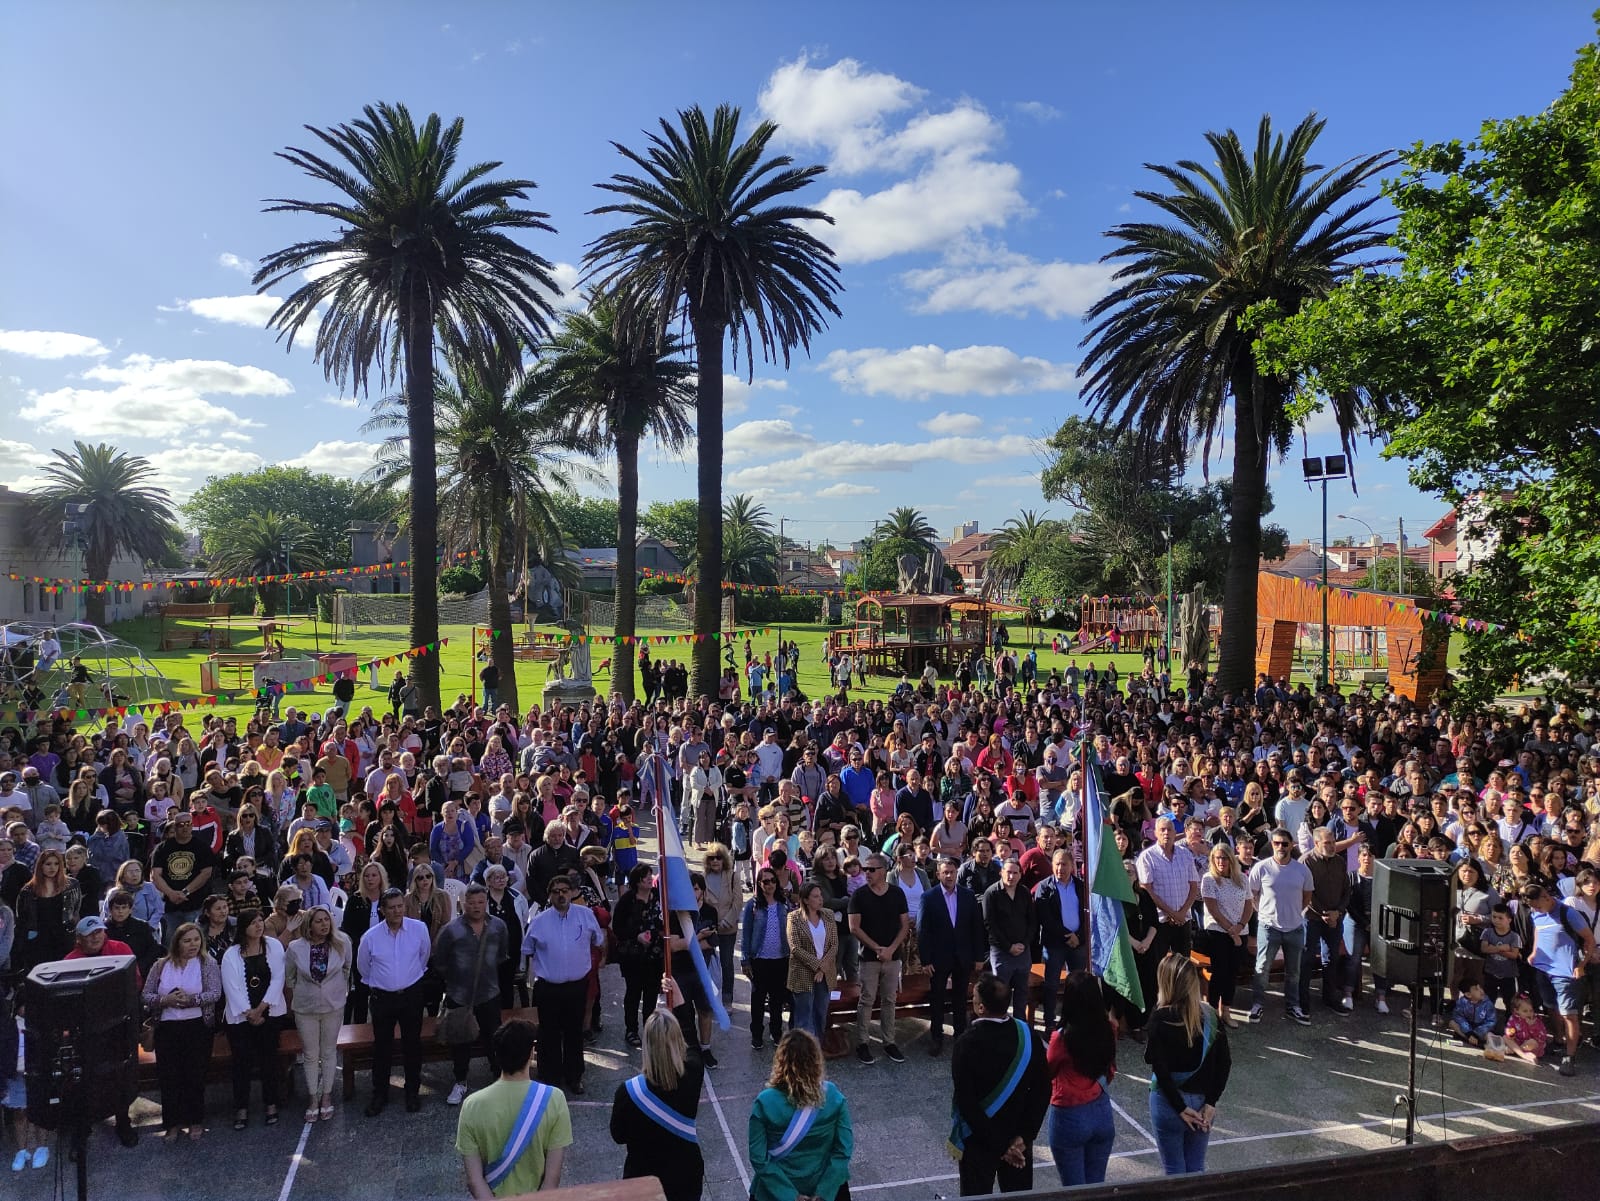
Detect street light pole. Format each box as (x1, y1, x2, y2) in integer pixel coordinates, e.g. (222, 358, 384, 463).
(775, 516, 785, 694)
(1303, 455, 1349, 692)
(1163, 515, 1173, 673)
(1397, 517, 1406, 596)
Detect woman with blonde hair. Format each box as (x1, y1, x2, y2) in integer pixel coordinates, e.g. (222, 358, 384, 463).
(1198, 842, 1253, 1028)
(1144, 953, 1231, 1175)
(406, 861, 452, 1013)
(609, 1002, 704, 1201)
(700, 841, 743, 998)
(748, 1030, 853, 1201)
(284, 904, 352, 1121)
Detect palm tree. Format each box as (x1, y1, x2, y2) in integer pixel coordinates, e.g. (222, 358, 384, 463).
(364, 353, 592, 713)
(538, 292, 695, 702)
(27, 442, 176, 626)
(1077, 114, 1392, 692)
(722, 493, 774, 537)
(586, 104, 842, 698)
(254, 102, 562, 710)
(722, 517, 778, 585)
(209, 511, 324, 617)
(875, 506, 937, 550)
(986, 510, 1063, 599)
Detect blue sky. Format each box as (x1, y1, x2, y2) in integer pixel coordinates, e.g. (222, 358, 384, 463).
(1, 2, 1592, 554)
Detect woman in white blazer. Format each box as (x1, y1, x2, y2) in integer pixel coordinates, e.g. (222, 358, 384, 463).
(220, 909, 288, 1130)
(283, 905, 353, 1121)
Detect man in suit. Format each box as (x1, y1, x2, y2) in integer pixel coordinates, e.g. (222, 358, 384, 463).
(951, 973, 1050, 1195)
(917, 856, 987, 1056)
(1033, 848, 1087, 1034)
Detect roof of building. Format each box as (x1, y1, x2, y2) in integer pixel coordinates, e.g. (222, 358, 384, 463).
(944, 532, 999, 561)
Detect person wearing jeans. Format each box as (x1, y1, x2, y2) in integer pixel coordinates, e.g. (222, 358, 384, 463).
(435, 884, 509, 1107)
(741, 869, 792, 1048)
(1146, 954, 1231, 1175)
(1246, 829, 1315, 1024)
(787, 884, 838, 1037)
(1299, 829, 1351, 1013)
(1047, 971, 1119, 1186)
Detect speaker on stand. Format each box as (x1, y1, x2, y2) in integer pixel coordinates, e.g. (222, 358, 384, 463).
(1371, 859, 1454, 1145)
(23, 955, 140, 1201)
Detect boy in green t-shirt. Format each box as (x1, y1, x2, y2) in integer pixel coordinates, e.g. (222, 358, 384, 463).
(305, 766, 338, 821)
(457, 1019, 572, 1198)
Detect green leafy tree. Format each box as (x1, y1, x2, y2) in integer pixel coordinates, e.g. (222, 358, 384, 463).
(547, 493, 623, 549)
(722, 493, 774, 536)
(539, 291, 695, 701)
(639, 499, 698, 559)
(255, 102, 562, 710)
(184, 466, 388, 564)
(209, 510, 325, 617)
(1259, 27, 1600, 703)
(586, 104, 842, 698)
(721, 517, 778, 585)
(1078, 114, 1392, 693)
(985, 510, 1065, 598)
(851, 537, 930, 592)
(874, 506, 937, 550)
(27, 441, 177, 626)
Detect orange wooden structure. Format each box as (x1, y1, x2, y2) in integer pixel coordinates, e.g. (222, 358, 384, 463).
(1255, 572, 1448, 703)
(837, 594, 1016, 675)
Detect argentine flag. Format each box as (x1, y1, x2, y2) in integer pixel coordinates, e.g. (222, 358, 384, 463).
(1081, 744, 1145, 1011)
(658, 818, 732, 1030)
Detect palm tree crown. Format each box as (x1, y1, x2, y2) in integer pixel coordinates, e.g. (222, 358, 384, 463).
(722, 493, 774, 537)
(584, 103, 841, 697)
(29, 441, 176, 627)
(987, 510, 1063, 598)
(210, 510, 324, 617)
(876, 507, 938, 550)
(1078, 113, 1392, 691)
(254, 101, 562, 708)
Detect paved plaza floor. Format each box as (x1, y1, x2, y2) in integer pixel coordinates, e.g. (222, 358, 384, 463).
(37, 966, 1600, 1201)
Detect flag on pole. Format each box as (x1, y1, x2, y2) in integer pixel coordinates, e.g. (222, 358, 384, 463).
(1082, 747, 1145, 1011)
(657, 817, 732, 1030)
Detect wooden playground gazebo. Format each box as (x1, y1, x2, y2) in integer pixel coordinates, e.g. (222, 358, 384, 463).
(836, 593, 1016, 676)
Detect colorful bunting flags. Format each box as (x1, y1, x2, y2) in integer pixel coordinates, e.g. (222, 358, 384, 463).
(526, 626, 774, 646)
(1273, 573, 1521, 641)
(0, 695, 220, 723)
(7, 551, 479, 593)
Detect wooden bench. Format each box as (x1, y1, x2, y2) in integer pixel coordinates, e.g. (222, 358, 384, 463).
(339, 1006, 540, 1100)
(137, 1026, 304, 1090)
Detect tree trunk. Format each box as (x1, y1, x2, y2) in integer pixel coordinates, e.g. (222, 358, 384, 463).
(404, 299, 442, 711)
(488, 531, 517, 714)
(614, 430, 641, 704)
(84, 543, 108, 627)
(1216, 369, 1271, 695)
(690, 313, 724, 701)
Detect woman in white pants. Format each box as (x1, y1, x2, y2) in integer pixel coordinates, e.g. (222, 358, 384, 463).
(283, 905, 352, 1121)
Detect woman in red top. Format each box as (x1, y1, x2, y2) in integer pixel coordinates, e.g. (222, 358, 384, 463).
(378, 773, 417, 833)
(1046, 971, 1117, 1186)
(974, 733, 1013, 780)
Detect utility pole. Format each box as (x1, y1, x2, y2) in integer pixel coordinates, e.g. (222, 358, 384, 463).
(775, 516, 785, 692)
(1397, 517, 1406, 595)
(1305, 456, 1348, 690)
(1163, 514, 1174, 672)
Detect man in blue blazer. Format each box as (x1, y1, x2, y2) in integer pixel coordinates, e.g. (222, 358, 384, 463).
(917, 855, 987, 1056)
(1033, 848, 1088, 1034)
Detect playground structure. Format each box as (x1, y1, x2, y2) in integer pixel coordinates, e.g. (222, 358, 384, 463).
(0, 621, 177, 708)
(1077, 597, 1167, 651)
(835, 593, 1017, 676)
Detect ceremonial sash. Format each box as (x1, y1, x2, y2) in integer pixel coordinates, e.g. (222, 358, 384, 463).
(484, 1081, 554, 1191)
(1151, 1010, 1215, 1090)
(769, 1104, 818, 1159)
(948, 1018, 1032, 1160)
(625, 1073, 698, 1143)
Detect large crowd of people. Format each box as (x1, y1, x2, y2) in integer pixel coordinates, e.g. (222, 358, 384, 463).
(1, 636, 1597, 1195)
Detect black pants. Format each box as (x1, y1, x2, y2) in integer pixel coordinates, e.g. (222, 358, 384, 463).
(226, 1019, 282, 1111)
(926, 961, 970, 1042)
(1204, 929, 1244, 1008)
(748, 957, 789, 1041)
(346, 970, 370, 1024)
(154, 1018, 212, 1131)
(534, 978, 588, 1088)
(369, 982, 425, 1101)
(621, 961, 664, 1035)
(447, 998, 504, 1083)
(958, 1140, 1033, 1195)
(1151, 920, 1193, 963)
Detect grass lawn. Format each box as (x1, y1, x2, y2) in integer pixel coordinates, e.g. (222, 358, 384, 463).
(113, 610, 1461, 723)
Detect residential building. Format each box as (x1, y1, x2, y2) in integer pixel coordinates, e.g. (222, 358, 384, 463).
(950, 519, 980, 542)
(0, 486, 145, 625)
(944, 530, 1001, 593)
(347, 521, 410, 593)
(1421, 510, 1457, 578)
(776, 544, 840, 591)
(566, 536, 683, 592)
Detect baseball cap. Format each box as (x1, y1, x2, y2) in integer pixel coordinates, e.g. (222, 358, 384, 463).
(75, 916, 107, 936)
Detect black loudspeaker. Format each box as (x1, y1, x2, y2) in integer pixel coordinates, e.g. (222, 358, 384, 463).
(23, 955, 139, 1131)
(1372, 860, 1453, 987)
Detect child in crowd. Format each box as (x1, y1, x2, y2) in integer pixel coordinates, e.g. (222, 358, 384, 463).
(225, 868, 263, 920)
(1449, 982, 1497, 1047)
(609, 803, 639, 886)
(729, 800, 754, 888)
(1478, 903, 1522, 1029)
(843, 855, 867, 894)
(794, 829, 816, 874)
(143, 778, 176, 825)
(34, 804, 70, 854)
(1504, 995, 1550, 1062)
(4, 1017, 46, 1172)
(870, 771, 896, 839)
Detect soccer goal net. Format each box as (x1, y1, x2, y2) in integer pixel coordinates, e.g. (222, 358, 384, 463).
(331, 591, 490, 643)
(579, 593, 698, 634)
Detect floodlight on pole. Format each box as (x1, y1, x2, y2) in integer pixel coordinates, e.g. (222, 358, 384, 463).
(1303, 454, 1349, 690)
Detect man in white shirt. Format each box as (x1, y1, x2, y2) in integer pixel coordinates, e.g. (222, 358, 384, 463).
(1135, 817, 1200, 959)
(1248, 828, 1315, 1026)
(356, 889, 432, 1115)
(753, 727, 785, 803)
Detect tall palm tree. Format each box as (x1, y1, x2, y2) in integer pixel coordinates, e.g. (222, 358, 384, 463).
(364, 353, 593, 713)
(209, 511, 324, 617)
(986, 510, 1063, 599)
(1078, 114, 1392, 692)
(254, 102, 562, 710)
(27, 441, 176, 626)
(875, 506, 938, 550)
(722, 493, 774, 536)
(722, 517, 778, 585)
(538, 292, 695, 703)
(586, 104, 842, 698)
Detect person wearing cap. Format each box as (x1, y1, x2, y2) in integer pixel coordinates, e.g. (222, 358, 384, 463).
(63, 915, 141, 1146)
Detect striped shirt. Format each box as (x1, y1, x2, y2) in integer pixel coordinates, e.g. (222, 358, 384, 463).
(1135, 844, 1200, 914)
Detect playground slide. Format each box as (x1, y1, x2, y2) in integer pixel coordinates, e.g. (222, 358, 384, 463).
(1075, 633, 1112, 654)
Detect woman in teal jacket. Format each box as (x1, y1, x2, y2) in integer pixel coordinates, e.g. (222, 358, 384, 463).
(748, 1030, 853, 1201)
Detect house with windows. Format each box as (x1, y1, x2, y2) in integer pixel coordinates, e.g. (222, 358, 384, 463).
(944, 530, 1001, 592)
(567, 536, 683, 592)
(0, 486, 145, 624)
(347, 521, 411, 593)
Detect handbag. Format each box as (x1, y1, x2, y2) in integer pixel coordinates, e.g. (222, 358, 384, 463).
(438, 921, 492, 1046)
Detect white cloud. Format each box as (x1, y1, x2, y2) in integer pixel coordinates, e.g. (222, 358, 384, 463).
(775, 403, 802, 418)
(817, 482, 879, 498)
(725, 432, 1035, 488)
(283, 440, 382, 478)
(759, 57, 1027, 263)
(724, 419, 815, 463)
(0, 329, 110, 359)
(168, 295, 283, 327)
(918, 410, 985, 436)
(0, 437, 54, 490)
(821, 344, 1077, 399)
(218, 252, 255, 276)
(19, 353, 286, 439)
(321, 394, 362, 410)
(721, 374, 789, 416)
(903, 243, 1117, 318)
(147, 445, 266, 501)
(1015, 100, 1062, 121)
(970, 471, 1042, 489)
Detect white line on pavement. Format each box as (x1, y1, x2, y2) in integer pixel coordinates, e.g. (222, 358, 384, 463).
(704, 1070, 751, 1193)
(1109, 1097, 1159, 1148)
(276, 1120, 315, 1201)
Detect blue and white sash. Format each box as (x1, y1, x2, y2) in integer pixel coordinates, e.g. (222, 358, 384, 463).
(769, 1104, 818, 1159)
(625, 1073, 698, 1143)
(484, 1081, 555, 1191)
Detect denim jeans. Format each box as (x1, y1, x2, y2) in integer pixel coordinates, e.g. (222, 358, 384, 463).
(988, 948, 1032, 1021)
(1252, 924, 1305, 1009)
(1343, 918, 1386, 996)
(1049, 1093, 1115, 1187)
(1149, 1087, 1209, 1175)
(791, 979, 832, 1037)
(1299, 916, 1346, 1011)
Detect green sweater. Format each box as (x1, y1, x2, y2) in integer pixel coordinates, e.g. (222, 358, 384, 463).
(306, 783, 338, 821)
(748, 1082, 852, 1201)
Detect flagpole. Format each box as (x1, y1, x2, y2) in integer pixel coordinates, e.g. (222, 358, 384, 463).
(1079, 738, 1093, 973)
(653, 763, 674, 988)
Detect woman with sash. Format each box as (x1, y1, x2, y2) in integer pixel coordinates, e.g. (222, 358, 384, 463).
(748, 1029, 853, 1201)
(609, 1003, 704, 1201)
(1145, 953, 1231, 1175)
(457, 1018, 573, 1199)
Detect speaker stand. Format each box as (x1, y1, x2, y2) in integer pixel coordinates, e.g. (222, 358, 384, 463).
(67, 1125, 90, 1201)
(1402, 988, 1418, 1145)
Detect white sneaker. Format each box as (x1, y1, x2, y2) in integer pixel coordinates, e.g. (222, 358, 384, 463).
(1339, 996, 1354, 1012)
(447, 1083, 469, 1106)
(1376, 996, 1390, 1015)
